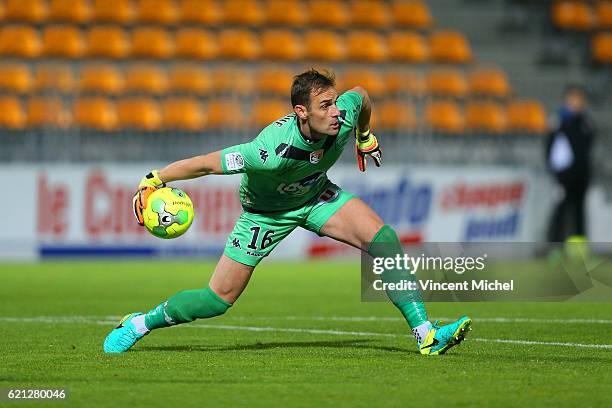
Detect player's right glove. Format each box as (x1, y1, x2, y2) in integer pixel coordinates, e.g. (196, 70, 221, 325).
(132, 170, 165, 226)
(355, 128, 382, 172)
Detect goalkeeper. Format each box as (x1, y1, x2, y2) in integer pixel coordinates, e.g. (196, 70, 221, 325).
(103, 69, 471, 355)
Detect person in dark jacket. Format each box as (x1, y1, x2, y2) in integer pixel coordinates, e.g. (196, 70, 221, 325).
(546, 84, 595, 242)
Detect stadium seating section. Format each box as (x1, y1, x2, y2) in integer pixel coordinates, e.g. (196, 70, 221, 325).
(548, 0, 612, 64)
(0, 0, 547, 134)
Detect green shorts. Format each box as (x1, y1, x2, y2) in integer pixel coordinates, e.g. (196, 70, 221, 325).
(223, 182, 355, 267)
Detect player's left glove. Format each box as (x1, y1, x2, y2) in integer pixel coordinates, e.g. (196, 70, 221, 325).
(132, 170, 165, 226)
(355, 128, 382, 172)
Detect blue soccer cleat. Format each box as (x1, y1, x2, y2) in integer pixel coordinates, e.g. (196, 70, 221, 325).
(103, 312, 146, 353)
(419, 316, 472, 355)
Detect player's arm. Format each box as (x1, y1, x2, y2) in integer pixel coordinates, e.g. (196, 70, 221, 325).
(132, 151, 224, 225)
(158, 150, 223, 182)
(347, 86, 381, 172)
(348, 86, 372, 134)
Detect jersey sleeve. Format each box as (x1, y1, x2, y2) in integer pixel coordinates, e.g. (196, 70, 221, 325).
(337, 90, 363, 130)
(220, 138, 271, 174)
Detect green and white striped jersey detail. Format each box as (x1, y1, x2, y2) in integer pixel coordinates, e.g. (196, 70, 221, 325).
(220, 91, 362, 213)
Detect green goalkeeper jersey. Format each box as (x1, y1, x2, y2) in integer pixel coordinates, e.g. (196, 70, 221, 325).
(220, 91, 363, 213)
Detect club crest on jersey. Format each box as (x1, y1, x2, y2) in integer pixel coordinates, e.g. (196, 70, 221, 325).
(319, 188, 339, 203)
(310, 149, 324, 164)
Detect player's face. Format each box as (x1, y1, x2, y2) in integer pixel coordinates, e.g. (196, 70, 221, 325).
(565, 92, 586, 113)
(307, 87, 341, 136)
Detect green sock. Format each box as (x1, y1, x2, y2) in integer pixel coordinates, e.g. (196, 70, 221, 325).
(144, 286, 232, 330)
(367, 225, 429, 328)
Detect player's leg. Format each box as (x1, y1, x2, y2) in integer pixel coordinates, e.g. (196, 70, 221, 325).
(104, 211, 298, 353)
(305, 185, 471, 355)
(103, 256, 252, 353)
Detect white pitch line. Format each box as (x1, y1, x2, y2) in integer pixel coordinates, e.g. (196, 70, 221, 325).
(187, 324, 612, 350)
(187, 324, 399, 338)
(469, 338, 612, 350)
(279, 316, 612, 325)
(2, 315, 612, 350)
(3, 315, 612, 325)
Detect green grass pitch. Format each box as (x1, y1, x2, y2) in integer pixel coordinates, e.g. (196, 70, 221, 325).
(1, 260, 611, 407)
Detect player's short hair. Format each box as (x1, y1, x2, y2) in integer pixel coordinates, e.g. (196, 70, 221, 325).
(563, 83, 587, 98)
(291, 68, 336, 109)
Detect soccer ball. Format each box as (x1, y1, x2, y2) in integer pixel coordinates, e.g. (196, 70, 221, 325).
(142, 187, 194, 239)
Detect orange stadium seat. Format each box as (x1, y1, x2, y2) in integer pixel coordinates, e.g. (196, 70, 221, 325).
(213, 66, 255, 95)
(430, 30, 472, 64)
(596, 1, 612, 28)
(178, 0, 221, 24)
(252, 98, 290, 128)
(385, 69, 427, 97)
(261, 29, 303, 61)
(350, 0, 390, 28)
(175, 28, 218, 60)
(344, 68, 386, 98)
(86, 26, 129, 58)
(49, 0, 91, 23)
(256, 66, 294, 96)
(207, 99, 247, 129)
(304, 30, 346, 61)
(427, 69, 468, 98)
(347, 31, 388, 62)
(124, 65, 168, 95)
(218, 29, 261, 60)
(425, 100, 465, 133)
(307, 0, 349, 27)
(27, 97, 70, 128)
(35, 64, 74, 93)
(264, 0, 307, 26)
(4, 0, 47, 22)
(371, 100, 417, 131)
(162, 97, 206, 131)
(79, 64, 124, 94)
(131, 27, 174, 59)
(469, 67, 511, 98)
(42, 26, 85, 58)
(333, 73, 346, 94)
(168, 65, 213, 95)
(0, 64, 33, 93)
(592, 32, 612, 62)
(466, 101, 507, 133)
(0, 26, 41, 58)
(137, 0, 179, 24)
(506, 100, 547, 134)
(391, 0, 433, 29)
(387, 31, 429, 62)
(221, 0, 264, 25)
(117, 97, 162, 130)
(0, 96, 26, 129)
(74, 97, 118, 130)
(552, 1, 595, 31)
(92, 0, 135, 23)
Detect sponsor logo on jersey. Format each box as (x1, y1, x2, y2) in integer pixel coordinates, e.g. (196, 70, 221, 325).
(225, 152, 244, 171)
(277, 171, 325, 196)
(232, 238, 241, 249)
(310, 149, 324, 164)
(259, 148, 269, 164)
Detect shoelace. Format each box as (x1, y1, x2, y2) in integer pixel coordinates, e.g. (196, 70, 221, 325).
(431, 320, 442, 330)
(117, 327, 139, 347)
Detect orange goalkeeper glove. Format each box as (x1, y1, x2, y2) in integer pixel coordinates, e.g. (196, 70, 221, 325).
(355, 128, 382, 172)
(132, 170, 165, 226)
